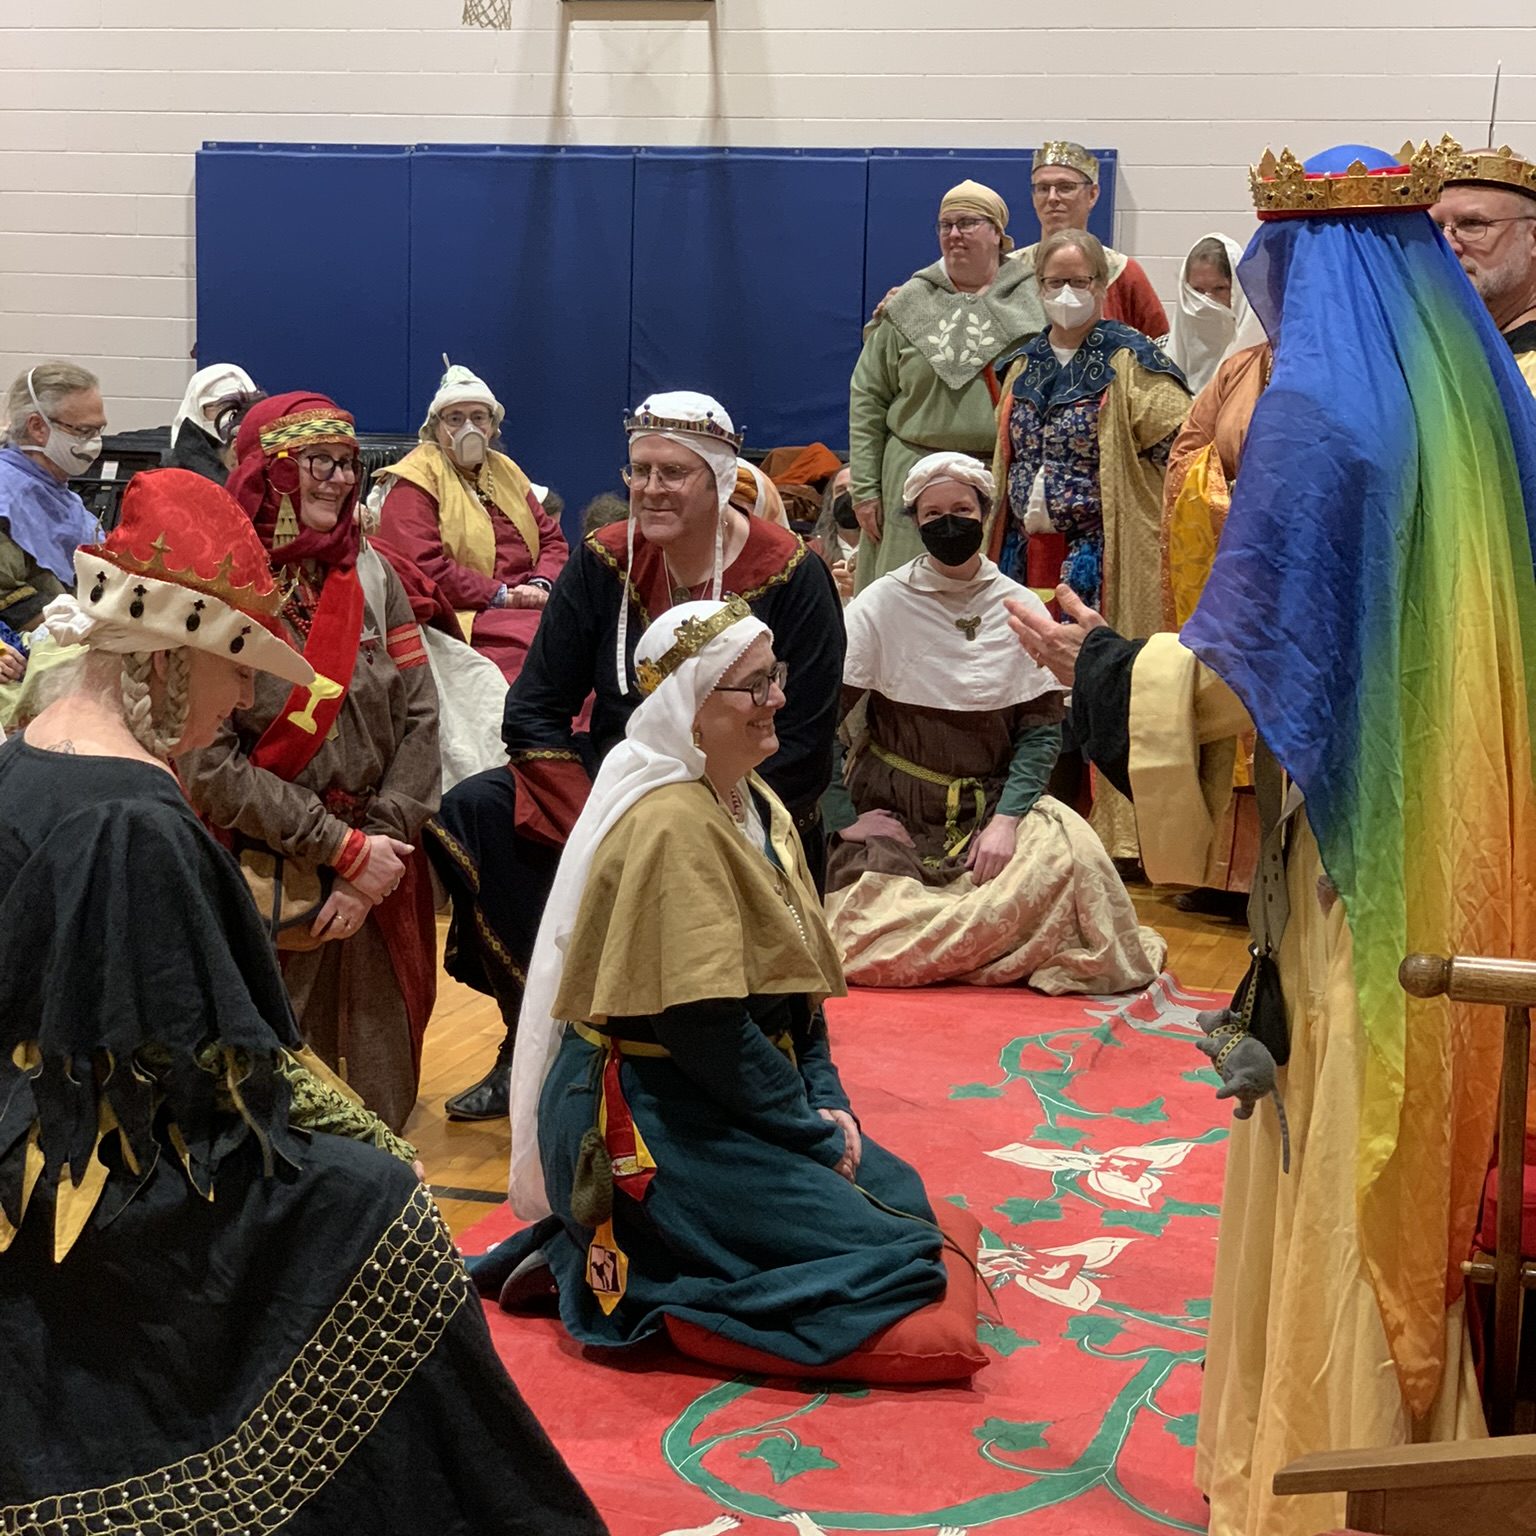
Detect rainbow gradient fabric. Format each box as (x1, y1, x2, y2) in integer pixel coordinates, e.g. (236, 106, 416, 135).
(1182, 206, 1536, 1412)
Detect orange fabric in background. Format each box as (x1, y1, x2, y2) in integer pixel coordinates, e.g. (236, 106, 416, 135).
(759, 442, 844, 488)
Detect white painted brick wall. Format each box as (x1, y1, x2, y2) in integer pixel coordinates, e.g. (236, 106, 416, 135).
(1, 1, 1532, 428)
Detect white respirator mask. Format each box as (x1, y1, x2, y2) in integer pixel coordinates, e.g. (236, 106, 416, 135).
(1041, 285, 1098, 330)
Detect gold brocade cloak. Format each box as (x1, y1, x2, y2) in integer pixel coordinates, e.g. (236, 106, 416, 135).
(553, 776, 846, 1025)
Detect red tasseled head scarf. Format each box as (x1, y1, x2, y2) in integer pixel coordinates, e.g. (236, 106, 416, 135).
(225, 390, 362, 571)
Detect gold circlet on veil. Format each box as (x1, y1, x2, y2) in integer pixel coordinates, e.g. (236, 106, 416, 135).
(634, 595, 754, 696)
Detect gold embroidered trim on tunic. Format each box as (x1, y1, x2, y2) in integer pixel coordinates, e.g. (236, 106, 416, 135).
(506, 748, 581, 766)
(0, 1184, 466, 1536)
(586, 528, 810, 624)
(280, 1050, 418, 1165)
(422, 823, 531, 987)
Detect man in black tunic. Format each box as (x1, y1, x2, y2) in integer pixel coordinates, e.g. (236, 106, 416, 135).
(428, 391, 845, 1120)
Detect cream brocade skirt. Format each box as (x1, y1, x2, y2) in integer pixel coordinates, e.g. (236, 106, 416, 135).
(1196, 819, 1485, 1536)
(825, 795, 1166, 993)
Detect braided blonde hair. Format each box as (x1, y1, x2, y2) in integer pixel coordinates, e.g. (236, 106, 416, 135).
(119, 649, 192, 759)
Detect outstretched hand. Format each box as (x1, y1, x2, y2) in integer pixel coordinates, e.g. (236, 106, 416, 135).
(1004, 584, 1106, 688)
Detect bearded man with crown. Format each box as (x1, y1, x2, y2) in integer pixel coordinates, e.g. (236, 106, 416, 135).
(426, 391, 845, 1122)
(1009, 141, 1536, 1535)
(1432, 138, 1536, 389)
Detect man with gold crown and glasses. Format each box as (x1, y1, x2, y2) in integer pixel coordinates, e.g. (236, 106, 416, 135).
(1432, 138, 1536, 388)
(473, 597, 950, 1371)
(1008, 140, 1536, 1535)
(376, 357, 568, 686)
(427, 391, 843, 1121)
(1012, 141, 1168, 338)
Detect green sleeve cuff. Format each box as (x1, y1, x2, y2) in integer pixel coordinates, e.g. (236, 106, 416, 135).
(996, 722, 1062, 818)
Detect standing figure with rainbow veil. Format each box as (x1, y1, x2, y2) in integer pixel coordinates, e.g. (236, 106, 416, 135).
(1006, 141, 1536, 1536)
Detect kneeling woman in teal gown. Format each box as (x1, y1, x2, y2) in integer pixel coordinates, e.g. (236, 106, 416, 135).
(478, 596, 947, 1366)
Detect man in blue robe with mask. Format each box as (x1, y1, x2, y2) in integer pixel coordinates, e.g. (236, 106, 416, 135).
(0, 361, 104, 632)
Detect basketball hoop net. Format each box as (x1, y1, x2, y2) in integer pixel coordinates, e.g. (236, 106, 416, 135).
(462, 0, 512, 29)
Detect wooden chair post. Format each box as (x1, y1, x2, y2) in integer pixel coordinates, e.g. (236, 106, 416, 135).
(1401, 952, 1536, 1435)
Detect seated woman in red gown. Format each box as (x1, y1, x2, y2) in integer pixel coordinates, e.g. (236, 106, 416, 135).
(376, 359, 568, 685)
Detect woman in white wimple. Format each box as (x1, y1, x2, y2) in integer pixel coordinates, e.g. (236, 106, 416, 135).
(827, 452, 1166, 991)
(473, 598, 951, 1371)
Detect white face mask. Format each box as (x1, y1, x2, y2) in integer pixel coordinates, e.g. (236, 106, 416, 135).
(26, 371, 101, 476)
(449, 420, 488, 468)
(1042, 285, 1098, 330)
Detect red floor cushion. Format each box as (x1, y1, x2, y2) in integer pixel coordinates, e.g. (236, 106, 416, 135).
(665, 1201, 988, 1384)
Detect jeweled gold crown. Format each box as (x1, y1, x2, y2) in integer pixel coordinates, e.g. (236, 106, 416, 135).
(1250, 140, 1447, 219)
(634, 595, 753, 696)
(623, 407, 744, 453)
(1441, 135, 1536, 201)
(1033, 141, 1099, 185)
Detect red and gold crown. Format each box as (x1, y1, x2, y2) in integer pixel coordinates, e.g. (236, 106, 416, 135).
(623, 405, 743, 453)
(1250, 140, 1448, 220)
(67, 469, 313, 685)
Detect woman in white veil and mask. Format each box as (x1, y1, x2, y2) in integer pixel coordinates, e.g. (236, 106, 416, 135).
(1161, 234, 1265, 395)
(475, 598, 950, 1371)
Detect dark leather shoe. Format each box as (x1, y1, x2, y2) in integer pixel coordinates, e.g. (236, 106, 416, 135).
(498, 1251, 560, 1315)
(444, 1035, 512, 1121)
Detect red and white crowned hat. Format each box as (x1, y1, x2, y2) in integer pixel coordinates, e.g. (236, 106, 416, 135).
(43, 467, 314, 685)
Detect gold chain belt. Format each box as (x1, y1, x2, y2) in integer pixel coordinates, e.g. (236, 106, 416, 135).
(866, 740, 987, 862)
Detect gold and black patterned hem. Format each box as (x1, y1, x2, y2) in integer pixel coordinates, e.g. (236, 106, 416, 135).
(423, 822, 530, 990)
(0, 1184, 468, 1536)
(424, 818, 479, 892)
(505, 748, 581, 766)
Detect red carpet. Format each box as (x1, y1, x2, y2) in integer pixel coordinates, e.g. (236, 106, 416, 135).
(460, 974, 1228, 1535)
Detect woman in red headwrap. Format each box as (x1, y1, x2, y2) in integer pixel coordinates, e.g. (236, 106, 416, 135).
(180, 392, 442, 1132)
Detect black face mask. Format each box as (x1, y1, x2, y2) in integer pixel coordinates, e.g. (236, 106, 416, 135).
(831, 491, 859, 530)
(918, 513, 985, 567)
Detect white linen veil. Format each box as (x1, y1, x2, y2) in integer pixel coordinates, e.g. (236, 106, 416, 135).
(508, 597, 768, 1217)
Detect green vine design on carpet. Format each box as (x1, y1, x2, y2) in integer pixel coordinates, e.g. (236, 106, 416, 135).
(661, 1330, 1206, 1531)
(949, 997, 1218, 1143)
(659, 986, 1218, 1529)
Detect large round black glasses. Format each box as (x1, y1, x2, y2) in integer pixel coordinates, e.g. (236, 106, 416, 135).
(714, 660, 788, 707)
